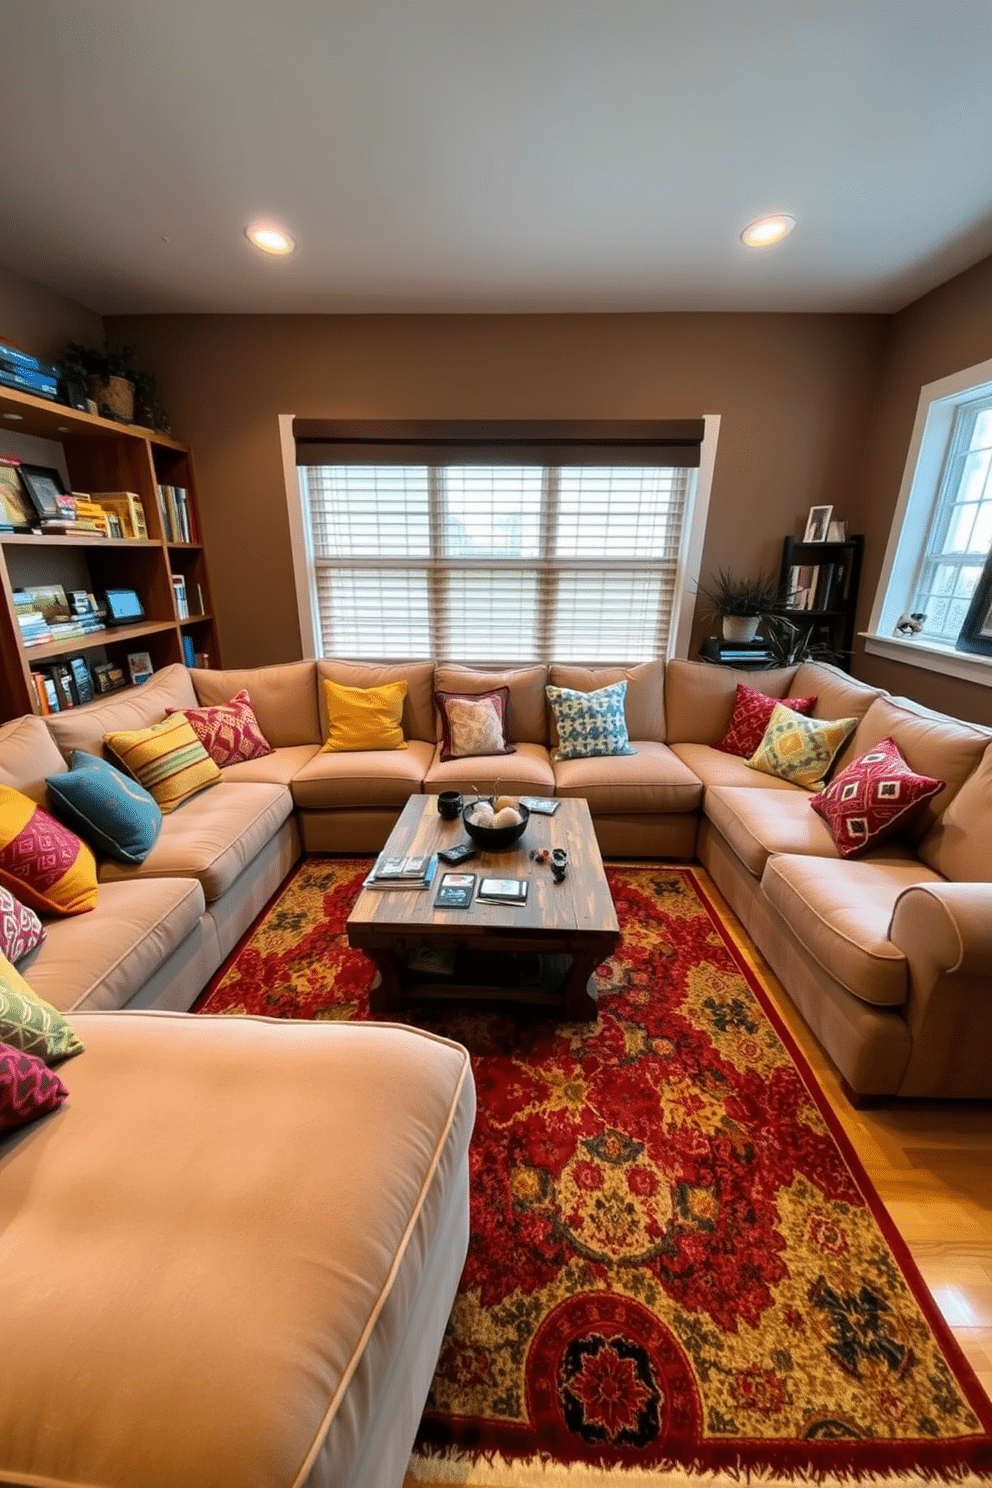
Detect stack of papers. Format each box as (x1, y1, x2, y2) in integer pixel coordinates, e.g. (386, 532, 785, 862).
(363, 853, 438, 890)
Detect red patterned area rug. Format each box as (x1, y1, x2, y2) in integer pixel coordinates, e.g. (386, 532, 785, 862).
(195, 859, 992, 1486)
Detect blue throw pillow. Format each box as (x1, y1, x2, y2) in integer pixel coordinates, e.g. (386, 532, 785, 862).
(546, 680, 637, 761)
(45, 750, 162, 864)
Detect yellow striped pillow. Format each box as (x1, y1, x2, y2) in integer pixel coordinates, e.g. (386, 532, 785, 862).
(104, 714, 222, 813)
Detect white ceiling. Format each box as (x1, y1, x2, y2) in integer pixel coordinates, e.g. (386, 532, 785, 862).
(3, 0, 992, 317)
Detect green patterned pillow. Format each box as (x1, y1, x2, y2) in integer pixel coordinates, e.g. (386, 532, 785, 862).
(546, 680, 637, 762)
(0, 950, 83, 1064)
(746, 703, 857, 792)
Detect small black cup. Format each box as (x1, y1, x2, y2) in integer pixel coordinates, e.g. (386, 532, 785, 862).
(437, 790, 463, 821)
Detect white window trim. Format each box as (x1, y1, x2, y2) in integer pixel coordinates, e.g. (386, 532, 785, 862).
(280, 412, 720, 664)
(865, 355, 992, 688)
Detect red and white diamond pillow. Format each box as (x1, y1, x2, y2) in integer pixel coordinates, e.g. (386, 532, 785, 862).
(0, 886, 45, 964)
(714, 682, 818, 757)
(0, 1038, 69, 1132)
(168, 689, 273, 767)
(810, 736, 944, 858)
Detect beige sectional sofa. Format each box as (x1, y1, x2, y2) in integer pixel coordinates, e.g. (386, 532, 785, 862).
(4, 652, 991, 1101)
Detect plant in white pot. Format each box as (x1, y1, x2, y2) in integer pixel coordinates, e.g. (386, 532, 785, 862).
(702, 569, 781, 643)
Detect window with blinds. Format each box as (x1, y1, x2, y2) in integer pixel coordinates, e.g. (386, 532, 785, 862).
(298, 461, 692, 664)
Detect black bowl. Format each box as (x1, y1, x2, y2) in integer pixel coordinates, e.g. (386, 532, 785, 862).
(461, 799, 530, 851)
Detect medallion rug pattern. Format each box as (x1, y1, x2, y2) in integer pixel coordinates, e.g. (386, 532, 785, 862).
(196, 860, 992, 1484)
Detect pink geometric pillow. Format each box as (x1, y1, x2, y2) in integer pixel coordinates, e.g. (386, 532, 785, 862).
(0, 1038, 69, 1132)
(714, 683, 818, 757)
(810, 737, 944, 858)
(167, 689, 273, 767)
(0, 886, 45, 963)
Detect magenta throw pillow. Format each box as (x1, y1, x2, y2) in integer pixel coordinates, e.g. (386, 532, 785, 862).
(715, 683, 817, 757)
(0, 1038, 69, 1132)
(810, 737, 944, 858)
(168, 689, 273, 767)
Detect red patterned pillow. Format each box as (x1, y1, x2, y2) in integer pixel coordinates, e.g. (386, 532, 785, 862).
(714, 683, 818, 757)
(0, 1038, 69, 1132)
(0, 886, 45, 963)
(435, 687, 516, 762)
(810, 737, 943, 858)
(168, 689, 273, 767)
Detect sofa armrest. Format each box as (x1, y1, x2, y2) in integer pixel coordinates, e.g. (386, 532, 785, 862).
(889, 881, 992, 977)
(887, 881, 992, 1097)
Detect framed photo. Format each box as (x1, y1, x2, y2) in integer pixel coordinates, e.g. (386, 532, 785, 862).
(955, 550, 992, 657)
(127, 650, 154, 685)
(803, 505, 833, 543)
(18, 463, 69, 521)
(0, 458, 36, 531)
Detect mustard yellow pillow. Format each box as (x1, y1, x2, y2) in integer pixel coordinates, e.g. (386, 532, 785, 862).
(746, 703, 858, 792)
(104, 714, 222, 813)
(0, 785, 97, 915)
(321, 678, 408, 752)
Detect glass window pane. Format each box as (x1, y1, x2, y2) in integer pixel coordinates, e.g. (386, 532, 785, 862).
(439, 570, 538, 661)
(441, 468, 543, 558)
(970, 409, 992, 449)
(556, 468, 684, 559)
(315, 567, 431, 657)
(549, 571, 670, 662)
(305, 467, 430, 558)
(956, 450, 991, 513)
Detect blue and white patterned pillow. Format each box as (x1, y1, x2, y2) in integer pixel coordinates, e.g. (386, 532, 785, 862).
(546, 680, 637, 761)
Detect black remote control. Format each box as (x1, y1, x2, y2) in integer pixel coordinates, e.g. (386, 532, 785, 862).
(438, 843, 477, 865)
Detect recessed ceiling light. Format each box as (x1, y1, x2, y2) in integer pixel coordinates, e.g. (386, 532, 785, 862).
(245, 222, 296, 255)
(741, 214, 796, 248)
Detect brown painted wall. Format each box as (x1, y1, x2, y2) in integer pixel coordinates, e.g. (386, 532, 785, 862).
(0, 265, 103, 363)
(104, 311, 885, 670)
(853, 255, 992, 725)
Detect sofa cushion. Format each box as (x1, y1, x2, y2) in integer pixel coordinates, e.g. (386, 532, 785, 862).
(669, 742, 804, 791)
(292, 739, 434, 811)
(0, 786, 97, 915)
(0, 1011, 473, 1488)
(220, 744, 322, 787)
(0, 1040, 68, 1132)
(810, 738, 943, 859)
(434, 664, 548, 745)
(25, 877, 206, 1014)
(435, 687, 515, 760)
(714, 682, 816, 757)
(98, 782, 292, 904)
(918, 739, 992, 882)
(705, 785, 842, 877)
(45, 750, 162, 864)
(546, 680, 636, 760)
(320, 677, 408, 752)
(663, 659, 800, 745)
(791, 661, 884, 731)
(553, 741, 702, 814)
(836, 695, 991, 836)
(761, 853, 945, 1008)
(0, 886, 45, 964)
(194, 661, 321, 748)
(424, 741, 556, 796)
(104, 715, 222, 814)
(0, 951, 84, 1062)
(45, 664, 198, 759)
(0, 714, 68, 804)
(746, 705, 857, 791)
(549, 661, 666, 743)
(168, 689, 273, 766)
(318, 659, 436, 745)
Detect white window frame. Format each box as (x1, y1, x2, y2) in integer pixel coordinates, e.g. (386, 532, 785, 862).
(279, 413, 720, 664)
(865, 357, 992, 688)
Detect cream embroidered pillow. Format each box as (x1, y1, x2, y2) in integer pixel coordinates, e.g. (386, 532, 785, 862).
(446, 697, 506, 759)
(746, 703, 857, 792)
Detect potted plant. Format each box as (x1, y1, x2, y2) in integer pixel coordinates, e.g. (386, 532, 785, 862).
(58, 342, 138, 422)
(701, 569, 781, 642)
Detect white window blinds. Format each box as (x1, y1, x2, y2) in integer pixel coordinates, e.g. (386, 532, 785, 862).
(293, 419, 704, 665)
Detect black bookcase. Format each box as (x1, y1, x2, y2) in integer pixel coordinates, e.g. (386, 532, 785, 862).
(778, 534, 864, 669)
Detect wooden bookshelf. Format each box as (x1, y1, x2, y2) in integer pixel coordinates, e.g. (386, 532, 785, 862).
(0, 384, 219, 721)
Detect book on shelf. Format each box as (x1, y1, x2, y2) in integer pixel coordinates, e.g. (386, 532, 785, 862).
(156, 484, 195, 544)
(93, 661, 126, 694)
(477, 877, 529, 904)
(171, 574, 189, 618)
(362, 853, 439, 890)
(91, 491, 148, 540)
(182, 634, 196, 668)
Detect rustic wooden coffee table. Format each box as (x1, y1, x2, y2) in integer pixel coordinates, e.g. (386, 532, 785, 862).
(347, 795, 619, 1021)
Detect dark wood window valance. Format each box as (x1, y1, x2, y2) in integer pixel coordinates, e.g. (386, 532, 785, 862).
(292, 419, 705, 468)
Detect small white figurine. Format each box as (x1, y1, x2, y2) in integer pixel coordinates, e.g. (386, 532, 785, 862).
(894, 612, 927, 637)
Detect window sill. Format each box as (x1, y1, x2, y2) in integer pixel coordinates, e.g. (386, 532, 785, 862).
(862, 632, 992, 687)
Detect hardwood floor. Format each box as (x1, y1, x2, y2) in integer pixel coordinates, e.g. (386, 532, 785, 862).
(706, 871, 992, 1406)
